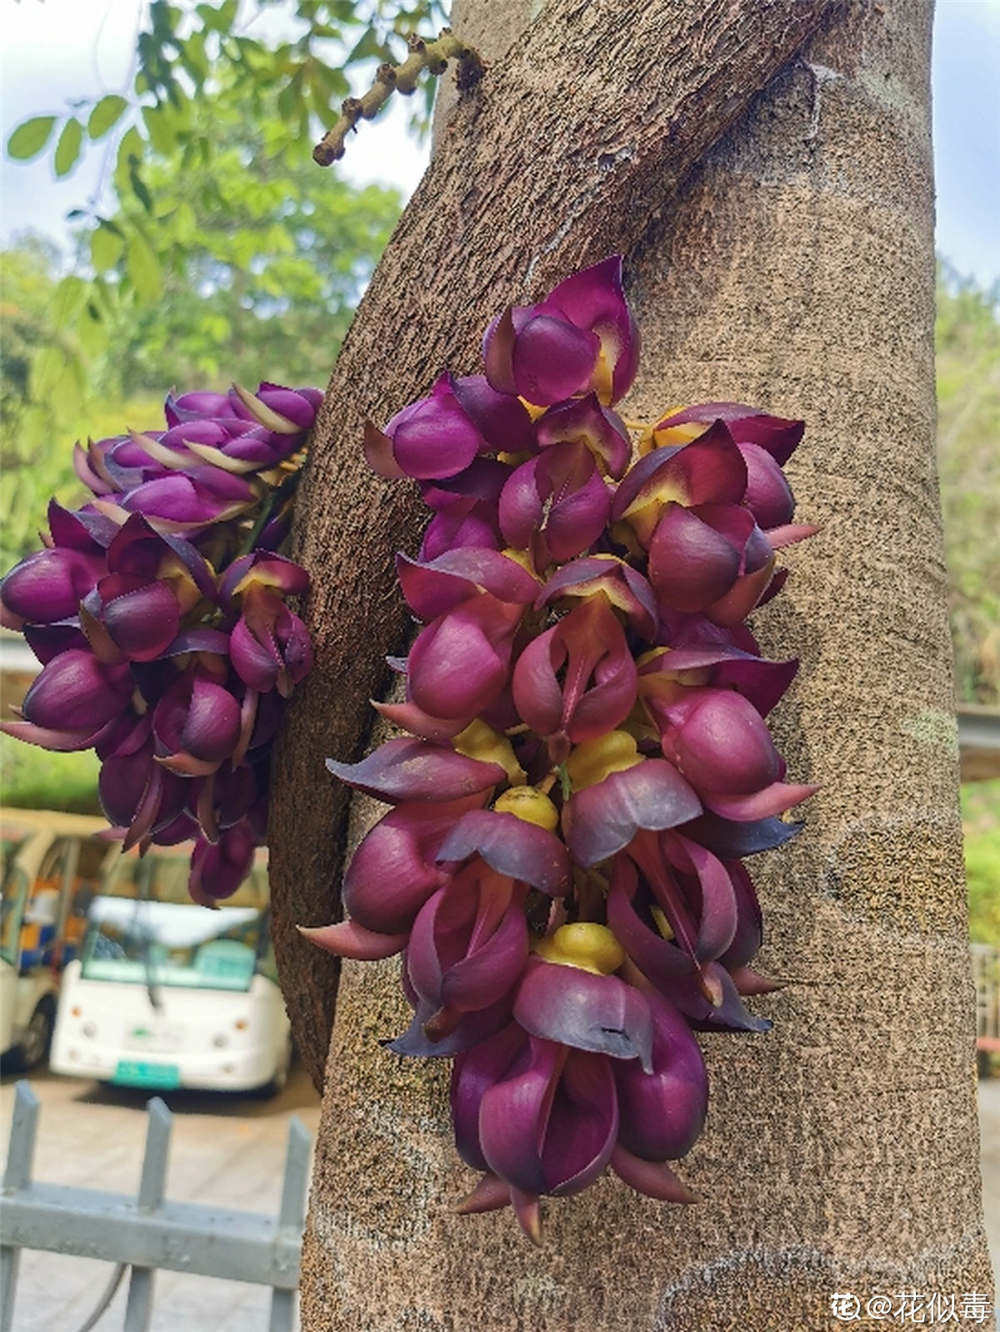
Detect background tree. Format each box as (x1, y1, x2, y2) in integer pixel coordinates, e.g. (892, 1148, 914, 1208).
(936, 263, 1000, 706)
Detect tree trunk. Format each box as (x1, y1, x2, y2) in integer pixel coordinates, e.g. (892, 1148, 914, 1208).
(269, 0, 838, 1089)
(276, 0, 996, 1327)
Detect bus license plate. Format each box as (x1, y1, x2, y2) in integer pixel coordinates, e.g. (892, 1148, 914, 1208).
(112, 1060, 181, 1089)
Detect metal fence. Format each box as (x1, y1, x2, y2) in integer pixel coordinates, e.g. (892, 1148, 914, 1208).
(0, 1081, 309, 1332)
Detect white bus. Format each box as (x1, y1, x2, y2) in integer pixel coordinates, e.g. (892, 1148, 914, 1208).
(50, 842, 292, 1095)
(1, 810, 112, 1070)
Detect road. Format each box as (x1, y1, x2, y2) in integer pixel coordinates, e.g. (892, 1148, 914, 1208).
(0, 1064, 321, 1332)
(1, 1070, 997, 1330)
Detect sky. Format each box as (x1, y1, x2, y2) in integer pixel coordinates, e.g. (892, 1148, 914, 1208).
(0, 0, 998, 286)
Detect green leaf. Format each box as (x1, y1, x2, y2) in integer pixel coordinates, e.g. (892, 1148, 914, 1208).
(126, 231, 161, 301)
(129, 164, 154, 214)
(91, 223, 125, 273)
(347, 27, 386, 64)
(197, 0, 237, 32)
(54, 117, 84, 177)
(171, 200, 197, 244)
(7, 115, 57, 160)
(141, 105, 176, 155)
(76, 304, 110, 358)
(52, 275, 87, 323)
(116, 126, 144, 174)
(30, 345, 77, 402)
(87, 95, 128, 140)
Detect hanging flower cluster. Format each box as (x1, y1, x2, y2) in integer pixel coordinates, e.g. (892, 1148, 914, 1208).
(307, 257, 817, 1242)
(0, 383, 320, 904)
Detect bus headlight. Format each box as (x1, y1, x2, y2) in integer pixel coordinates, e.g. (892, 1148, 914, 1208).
(81, 1022, 97, 1039)
(212, 1033, 229, 1048)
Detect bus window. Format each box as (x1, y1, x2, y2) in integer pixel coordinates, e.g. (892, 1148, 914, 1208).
(21, 838, 71, 970)
(81, 897, 265, 992)
(1, 829, 31, 966)
(63, 838, 108, 962)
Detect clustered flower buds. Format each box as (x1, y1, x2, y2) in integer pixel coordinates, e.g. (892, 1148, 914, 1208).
(1, 382, 319, 903)
(309, 257, 817, 1241)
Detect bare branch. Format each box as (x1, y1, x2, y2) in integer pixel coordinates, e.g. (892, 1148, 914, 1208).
(312, 29, 484, 166)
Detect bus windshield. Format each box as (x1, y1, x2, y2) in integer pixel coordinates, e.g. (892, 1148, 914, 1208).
(81, 897, 266, 992)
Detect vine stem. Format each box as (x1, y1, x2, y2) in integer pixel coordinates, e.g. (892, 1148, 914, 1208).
(313, 29, 484, 167)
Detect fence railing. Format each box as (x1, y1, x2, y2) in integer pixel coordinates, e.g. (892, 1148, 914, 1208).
(0, 1081, 309, 1332)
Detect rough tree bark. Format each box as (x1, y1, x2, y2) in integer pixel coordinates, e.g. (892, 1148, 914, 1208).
(271, 0, 995, 1327)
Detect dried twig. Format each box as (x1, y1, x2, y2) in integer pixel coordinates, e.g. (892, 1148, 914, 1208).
(313, 29, 484, 167)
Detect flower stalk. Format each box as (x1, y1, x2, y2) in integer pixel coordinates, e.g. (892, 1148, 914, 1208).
(310, 255, 818, 1241)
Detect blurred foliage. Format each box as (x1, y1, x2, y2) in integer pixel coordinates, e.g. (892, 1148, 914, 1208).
(0, 733, 101, 816)
(95, 90, 400, 393)
(936, 260, 1000, 706)
(962, 780, 1000, 946)
(6, 0, 445, 316)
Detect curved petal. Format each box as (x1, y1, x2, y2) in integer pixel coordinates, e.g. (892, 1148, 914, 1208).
(436, 809, 570, 894)
(702, 781, 818, 821)
(326, 737, 505, 804)
(514, 961, 654, 1070)
(613, 991, 707, 1161)
(648, 503, 744, 613)
(563, 759, 701, 866)
(299, 920, 407, 960)
(451, 1022, 529, 1170)
(610, 1147, 698, 1202)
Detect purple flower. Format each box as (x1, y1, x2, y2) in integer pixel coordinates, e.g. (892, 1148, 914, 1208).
(606, 853, 770, 1032)
(0, 546, 104, 628)
(17, 648, 133, 736)
(395, 548, 537, 722)
(514, 959, 654, 1070)
(0, 501, 110, 628)
(499, 443, 611, 568)
(637, 643, 798, 719)
(166, 380, 321, 438)
(98, 731, 188, 850)
(436, 808, 570, 896)
(612, 421, 748, 547)
(534, 394, 631, 479)
(649, 402, 804, 466)
(535, 556, 658, 639)
(452, 1027, 620, 1241)
(224, 554, 312, 698)
(152, 665, 242, 777)
(647, 685, 818, 819)
(484, 256, 638, 407)
(367, 374, 533, 481)
(562, 753, 702, 867)
(647, 502, 776, 624)
(512, 597, 638, 760)
(613, 991, 707, 1163)
(188, 819, 259, 907)
(342, 795, 488, 934)
(406, 865, 530, 1042)
(407, 595, 525, 722)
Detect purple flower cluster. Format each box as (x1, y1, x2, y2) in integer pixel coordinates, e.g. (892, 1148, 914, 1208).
(1, 383, 319, 903)
(308, 257, 817, 1241)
